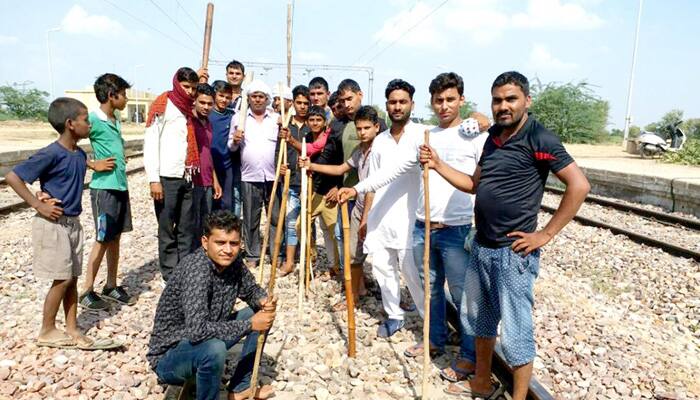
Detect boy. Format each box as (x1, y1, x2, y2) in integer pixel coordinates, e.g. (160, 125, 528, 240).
(5, 98, 117, 350)
(277, 85, 310, 276)
(210, 80, 239, 215)
(79, 73, 135, 310)
(144, 67, 200, 282)
(191, 83, 222, 246)
(300, 105, 380, 309)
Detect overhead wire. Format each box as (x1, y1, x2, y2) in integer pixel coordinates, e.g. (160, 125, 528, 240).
(148, 0, 200, 48)
(174, 0, 227, 60)
(100, 0, 199, 54)
(362, 0, 450, 65)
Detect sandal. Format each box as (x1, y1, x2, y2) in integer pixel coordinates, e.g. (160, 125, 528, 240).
(403, 342, 443, 358)
(439, 359, 475, 382)
(36, 336, 77, 349)
(444, 381, 502, 398)
(231, 384, 275, 400)
(76, 337, 123, 351)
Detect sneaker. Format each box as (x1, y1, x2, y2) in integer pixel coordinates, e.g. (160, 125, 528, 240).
(377, 318, 405, 338)
(79, 291, 109, 310)
(101, 286, 135, 305)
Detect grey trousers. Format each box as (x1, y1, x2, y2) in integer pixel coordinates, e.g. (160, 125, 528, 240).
(154, 177, 195, 281)
(240, 180, 282, 263)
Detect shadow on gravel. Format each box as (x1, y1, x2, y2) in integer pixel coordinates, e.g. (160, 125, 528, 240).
(77, 258, 160, 332)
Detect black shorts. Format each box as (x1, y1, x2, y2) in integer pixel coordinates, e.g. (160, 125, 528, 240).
(90, 189, 133, 242)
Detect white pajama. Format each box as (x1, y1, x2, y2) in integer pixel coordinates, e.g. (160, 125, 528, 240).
(370, 247, 424, 320)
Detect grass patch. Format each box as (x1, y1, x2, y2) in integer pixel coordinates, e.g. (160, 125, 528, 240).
(662, 139, 700, 166)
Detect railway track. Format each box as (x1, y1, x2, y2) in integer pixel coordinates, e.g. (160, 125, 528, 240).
(542, 186, 700, 261)
(0, 152, 144, 215)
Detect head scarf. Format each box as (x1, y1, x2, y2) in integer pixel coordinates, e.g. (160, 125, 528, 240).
(146, 71, 200, 180)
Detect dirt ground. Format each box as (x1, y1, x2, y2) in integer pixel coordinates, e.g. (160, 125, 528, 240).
(0, 120, 143, 151)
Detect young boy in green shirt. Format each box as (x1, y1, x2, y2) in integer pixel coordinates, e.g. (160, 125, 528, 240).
(79, 73, 135, 310)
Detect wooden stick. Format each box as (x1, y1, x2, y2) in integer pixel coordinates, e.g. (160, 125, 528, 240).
(258, 139, 286, 284)
(340, 202, 356, 358)
(200, 3, 214, 70)
(421, 129, 432, 399)
(305, 172, 313, 296)
(237, 72, 253, 129)
(249, 169, 291, 400)
(298, 137, 307, 312)
(286, 2, 293, 87)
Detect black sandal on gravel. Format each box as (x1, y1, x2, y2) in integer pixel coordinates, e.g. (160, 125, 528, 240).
(403, 342, 443, 358)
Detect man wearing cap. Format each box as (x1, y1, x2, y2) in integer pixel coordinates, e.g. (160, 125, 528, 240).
(272, 85, 293, 116)
(229, 80, 282, 267)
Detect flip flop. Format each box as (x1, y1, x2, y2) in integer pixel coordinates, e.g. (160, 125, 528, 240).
(444, 381, 502, 398)
(36, 337, 77, 349)
(403, 342, 443, 358)
(76, 337, 124, 351)
(439, 359, 475, 382)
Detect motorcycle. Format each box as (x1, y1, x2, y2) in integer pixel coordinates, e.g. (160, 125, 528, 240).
(637, 121, 687, 158)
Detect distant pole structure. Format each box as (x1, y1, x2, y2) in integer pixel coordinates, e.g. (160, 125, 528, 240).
(132, 64, 144, 124)
(286, 2, 293, 87)
(46, 27, 61, 99)
(622, 0, 643, 148)
(210, 60, 375, 104)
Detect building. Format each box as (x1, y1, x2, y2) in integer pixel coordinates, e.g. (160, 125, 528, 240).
(64, 87, 156, 124)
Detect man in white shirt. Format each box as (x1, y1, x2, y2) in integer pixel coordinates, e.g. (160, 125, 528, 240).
(229, 80, 281, 267)
(144, 67, 200, 281)
(339, 72, 487, 381)
(362, 79, 425, 338)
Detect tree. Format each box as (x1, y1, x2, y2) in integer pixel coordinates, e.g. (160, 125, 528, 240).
(682, 118, 700, 139)
(644, 109, 685, 138)
(0, 85, 49, 119)
(425, 101, 476, 126)
(529, 81, 609, 143)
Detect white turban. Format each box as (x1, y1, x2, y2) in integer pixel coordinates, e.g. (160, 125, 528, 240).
(245, 80, 272, 106)
(272, 85, 293, 101)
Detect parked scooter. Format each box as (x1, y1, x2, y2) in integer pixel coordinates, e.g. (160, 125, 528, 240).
(637, 121, 687, 158)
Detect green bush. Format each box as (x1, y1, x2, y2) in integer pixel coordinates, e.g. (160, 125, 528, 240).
(662, 139, 700, 166)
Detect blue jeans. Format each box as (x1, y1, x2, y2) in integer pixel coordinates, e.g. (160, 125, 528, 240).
(412, 221, 476, 362)
(285, 187, 301, 247)
(154, 307, 260, 399)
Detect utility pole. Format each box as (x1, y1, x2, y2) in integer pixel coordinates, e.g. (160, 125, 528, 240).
(46, 27, 61, 99)
(286, 2, 293, 87)
(622, 0, 643, 149)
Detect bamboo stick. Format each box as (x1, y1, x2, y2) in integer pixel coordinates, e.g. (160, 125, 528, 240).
(341, 202, 356, 358)
(249, 169, 291, 400)
(305, 174, 313, 296)
(286, 2, 293, 87)
(304, 172, 313, 296)
(258, 139, 286, 284)
(298, 137, 307, 312)
(200, 3, 214, 70)
(421, 129, 432, 399)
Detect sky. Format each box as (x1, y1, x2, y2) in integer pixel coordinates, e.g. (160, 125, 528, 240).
(1, 0, 699, 129)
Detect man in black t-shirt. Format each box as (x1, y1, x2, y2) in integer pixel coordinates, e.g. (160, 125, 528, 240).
(419, 71, 589, 399)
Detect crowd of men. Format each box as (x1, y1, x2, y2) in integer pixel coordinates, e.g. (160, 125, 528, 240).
(7, 58, 590, 400)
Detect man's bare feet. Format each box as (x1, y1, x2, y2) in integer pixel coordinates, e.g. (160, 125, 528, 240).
(278, 261, 294, 277)
(229, 384, 274, 400)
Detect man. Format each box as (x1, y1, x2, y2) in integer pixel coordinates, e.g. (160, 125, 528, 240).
(228, 80, 281, 267)
(272, 85, 293, 115)
(420, 71, 589, 399)
(308, 76, 332, 122)
(144, 67, 200, 282)
(338, 73, 485, 379)
(147, 210, 276, 400)
(362, 79, 425, 337)
(226, 60, 246, 110)
(328, 91, 344, 121)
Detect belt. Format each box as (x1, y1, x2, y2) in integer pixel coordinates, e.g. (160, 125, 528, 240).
(429, 221, 450, 230)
